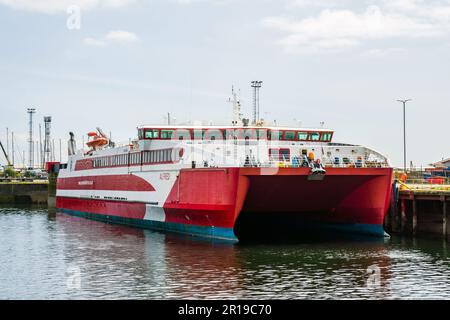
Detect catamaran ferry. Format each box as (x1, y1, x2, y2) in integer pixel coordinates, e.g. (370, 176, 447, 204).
(56, 89, 393, 242)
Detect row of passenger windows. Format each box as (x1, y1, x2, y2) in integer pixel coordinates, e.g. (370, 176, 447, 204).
(139, 129, 333, 142)
(92, 149, 174, 168)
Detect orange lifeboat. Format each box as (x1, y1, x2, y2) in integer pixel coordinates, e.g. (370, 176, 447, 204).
(86, 132, 108, 150)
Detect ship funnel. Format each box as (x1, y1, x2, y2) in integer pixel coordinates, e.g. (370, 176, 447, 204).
(68, 132, 76, 156)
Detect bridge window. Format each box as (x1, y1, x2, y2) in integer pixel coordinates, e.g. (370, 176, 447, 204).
(174, 129, 191, 141)
(321, 133, 332, 142)
(161, 130, 174, 139)
(298, 132, 308, 141)
(284, 131, 295, 140)
(145, 130, 159, 139)
(310, 132, 320, 141)
(193, 129, 206, 140)
(270, 131, 283, 141)
(205, 129, 224, 141)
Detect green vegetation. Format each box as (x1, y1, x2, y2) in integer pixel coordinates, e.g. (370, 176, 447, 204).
(1, 167, 16, 178)
(23, 171, 36, 178)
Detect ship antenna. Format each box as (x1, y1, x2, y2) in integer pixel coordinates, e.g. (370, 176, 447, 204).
(228, 85, 241, 126)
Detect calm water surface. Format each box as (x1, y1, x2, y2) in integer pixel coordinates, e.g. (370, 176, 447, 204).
(0, 207, 449, 299)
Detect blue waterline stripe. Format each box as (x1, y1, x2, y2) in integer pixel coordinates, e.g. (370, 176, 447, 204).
(59, 208, 386, 242)
(59, 208, 239, 243)
(311, 222, 386, 237)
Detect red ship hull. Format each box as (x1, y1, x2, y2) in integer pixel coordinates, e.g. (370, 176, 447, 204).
(56, 167, 393, 242)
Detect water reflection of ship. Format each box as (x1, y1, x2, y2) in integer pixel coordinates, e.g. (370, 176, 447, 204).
(55, 213, 241, 298)
(163, 238, 394, 299)
(55, 212, 393, 299)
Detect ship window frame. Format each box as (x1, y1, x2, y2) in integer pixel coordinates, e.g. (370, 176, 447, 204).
(161, 130, 174, 139)
(269, 148, 291, 161)
(269, 130, 283, 141)
(310, 132, 320, 141)
(145, 129, 159, 139)
(284, 131, 296, 141)
(280, 148, 290, 161)
(193, 129, 206, 140)
(320, 132, 332, 142)
(298, 132, 308, 141)
(205, 129, 224, 141)
(269, 148, 280, 161)
(173, 129, 191, 141)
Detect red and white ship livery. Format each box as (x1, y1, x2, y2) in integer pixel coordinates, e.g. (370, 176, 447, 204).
(56, 90, 393, 242)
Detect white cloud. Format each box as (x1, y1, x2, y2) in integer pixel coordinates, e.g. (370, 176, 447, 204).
(106, 30, 139, 43)
(83, 37, 107, 47)
(83, 30, 139, 47)
(0, 0, 136, 14)
(264, 0, 450, 54)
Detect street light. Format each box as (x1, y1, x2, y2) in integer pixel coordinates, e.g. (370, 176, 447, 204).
(397, 99, 412, 172)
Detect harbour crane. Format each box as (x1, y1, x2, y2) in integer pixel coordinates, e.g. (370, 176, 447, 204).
(0, 139, 12, 167)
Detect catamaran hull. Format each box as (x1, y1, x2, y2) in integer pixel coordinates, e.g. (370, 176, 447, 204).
(56, 167, 393, 242)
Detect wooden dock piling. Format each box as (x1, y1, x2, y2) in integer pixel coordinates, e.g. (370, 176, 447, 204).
(412, 197, 417, 236)
(387, 186, 450, 241)
(443, 199, 447, 240)
(400, 199, 407, 233)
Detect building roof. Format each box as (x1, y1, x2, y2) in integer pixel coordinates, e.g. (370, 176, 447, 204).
(430, 158, 450, 168)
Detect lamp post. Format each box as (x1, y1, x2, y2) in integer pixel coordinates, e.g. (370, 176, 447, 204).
(397, 99, 411, 172)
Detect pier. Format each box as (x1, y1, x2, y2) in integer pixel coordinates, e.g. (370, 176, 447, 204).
(385, 184, 450, 241)
(0, 180, 48, 205)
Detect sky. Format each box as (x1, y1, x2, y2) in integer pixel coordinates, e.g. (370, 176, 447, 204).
(0, 0, 449, 167)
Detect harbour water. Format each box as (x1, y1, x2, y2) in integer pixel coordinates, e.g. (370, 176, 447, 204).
(0, 207, 449, 300)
